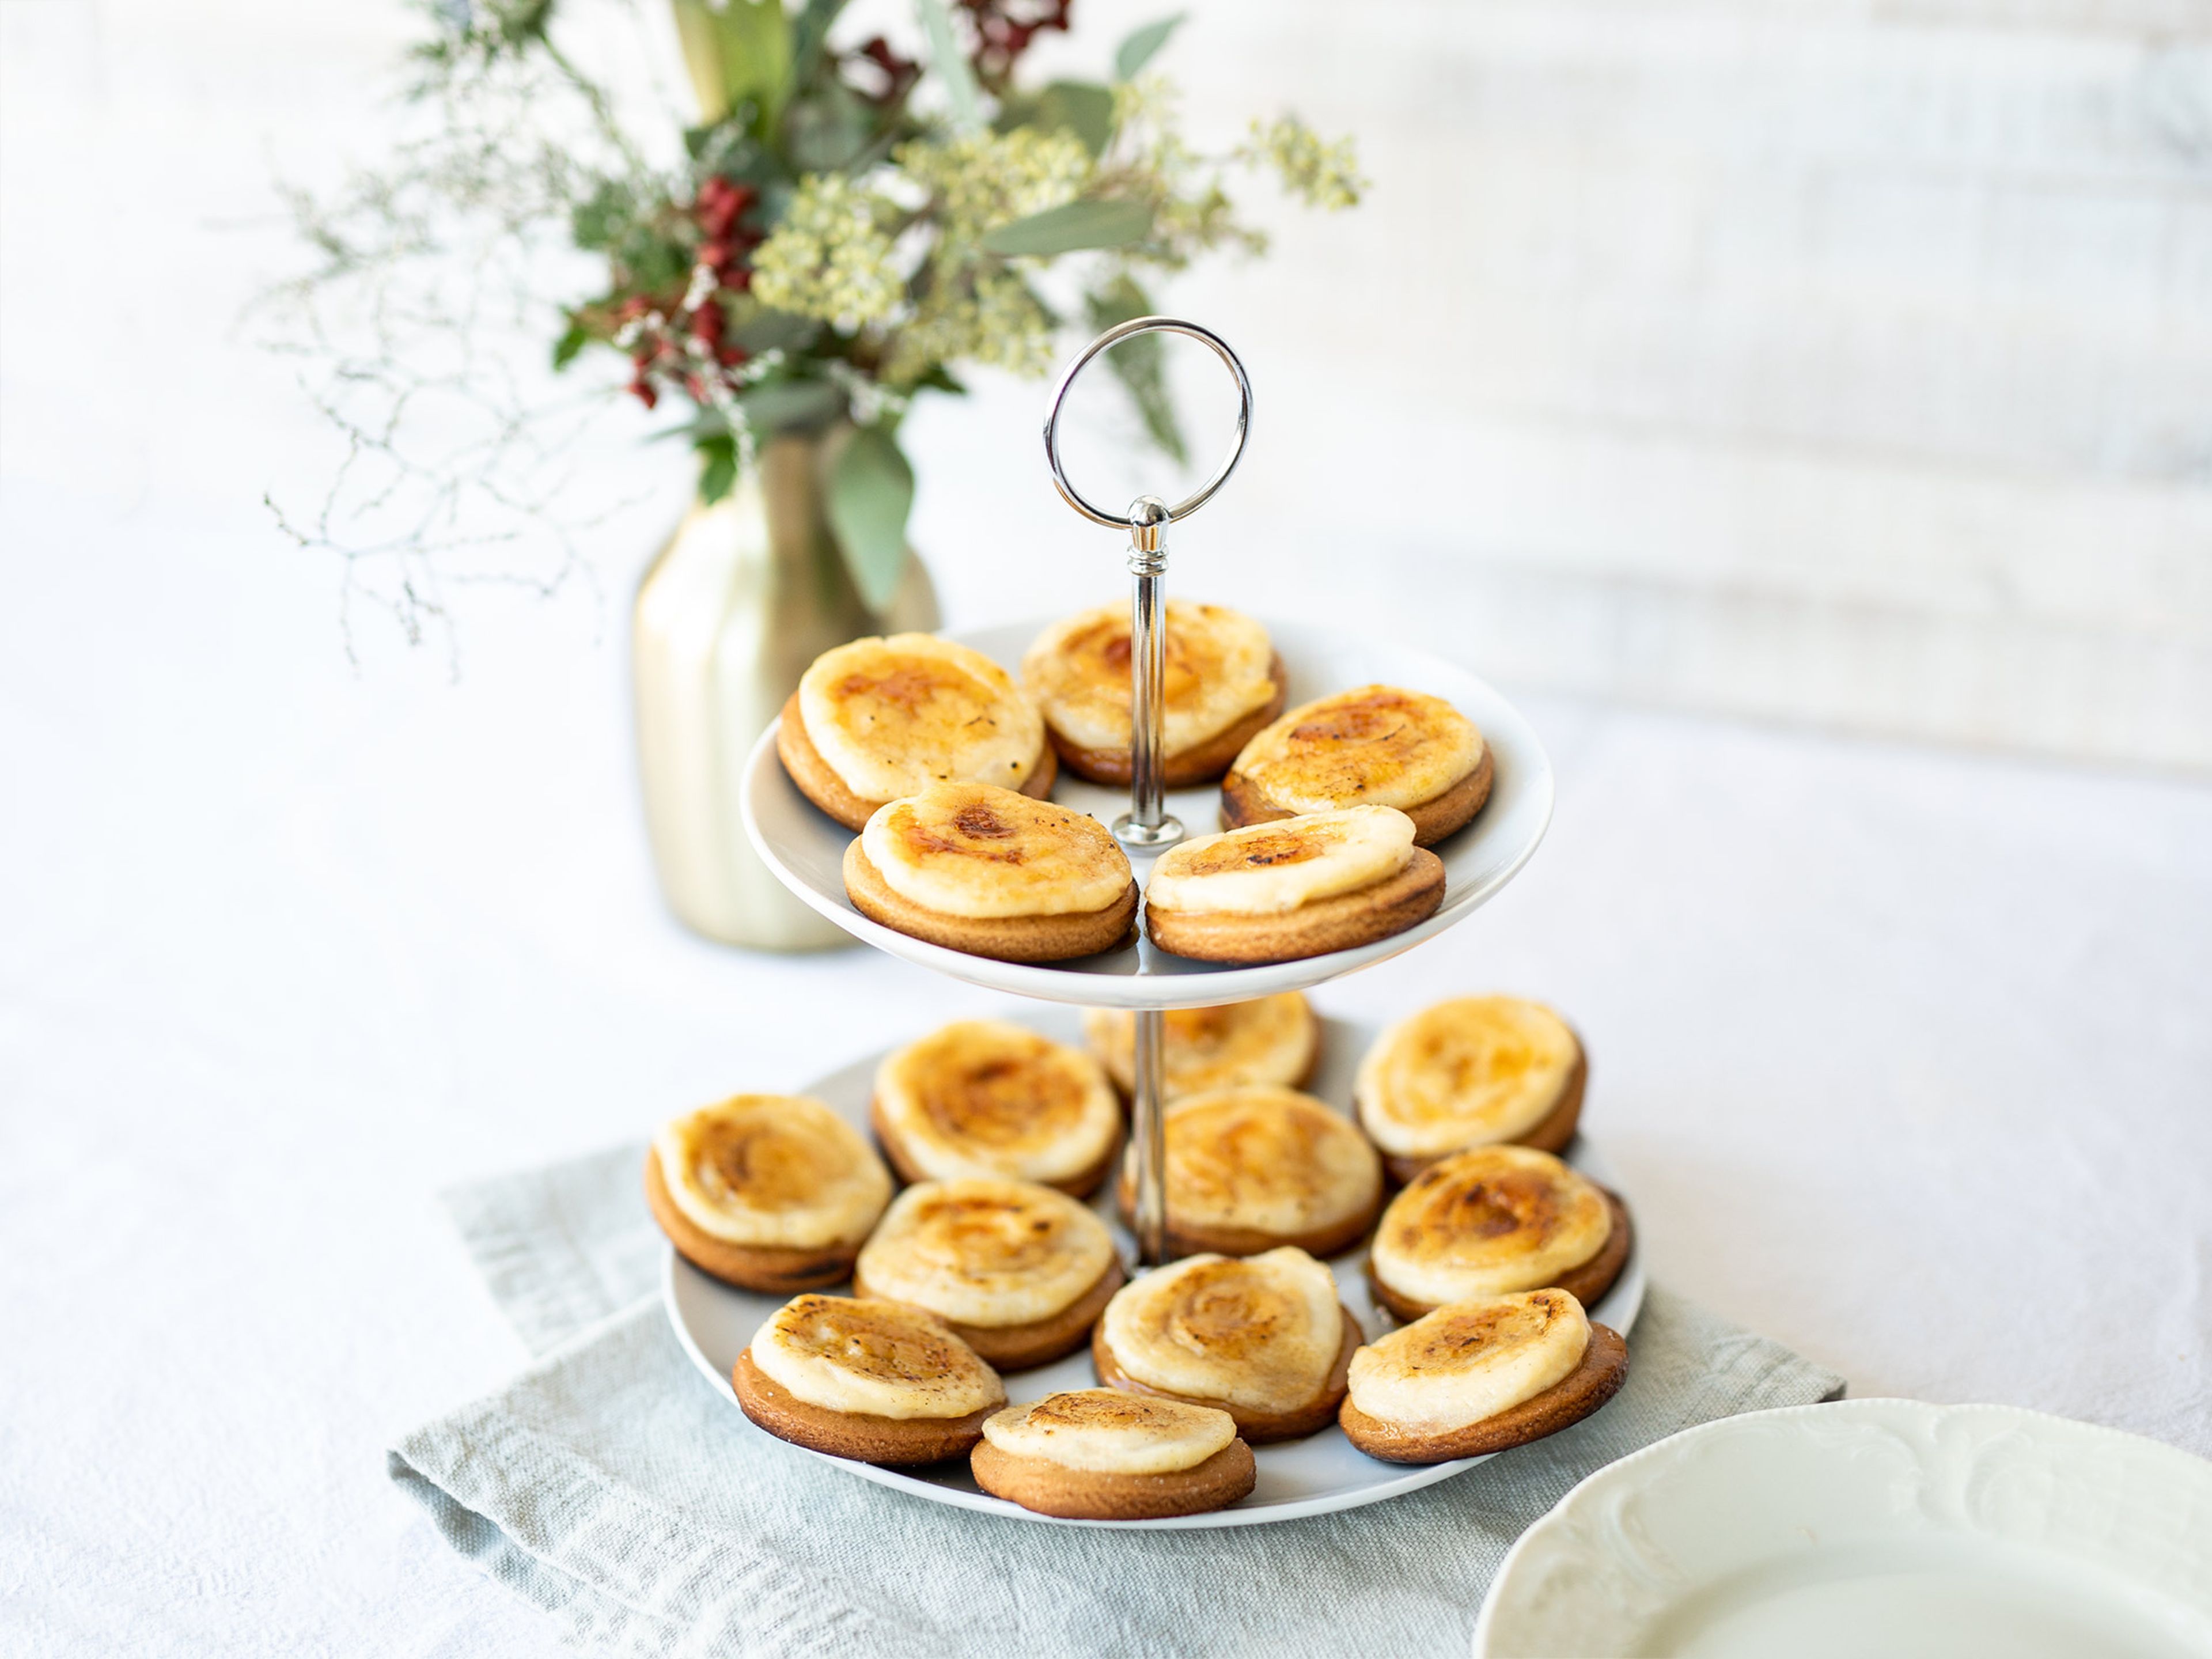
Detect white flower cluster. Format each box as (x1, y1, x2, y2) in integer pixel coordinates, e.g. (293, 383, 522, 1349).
(749, 175, 904, 328)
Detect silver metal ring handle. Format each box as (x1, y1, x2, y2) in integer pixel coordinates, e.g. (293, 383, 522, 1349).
(1043, 317, 1253, 530)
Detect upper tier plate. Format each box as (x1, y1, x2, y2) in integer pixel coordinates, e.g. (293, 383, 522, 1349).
(741, 618, 1554, 1009)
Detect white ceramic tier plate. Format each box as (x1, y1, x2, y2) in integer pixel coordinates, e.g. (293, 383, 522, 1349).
(740, 618, 1554, 1010)
(1477, 1397, 2212, 1658)
(664, 1010, 1644, 1529)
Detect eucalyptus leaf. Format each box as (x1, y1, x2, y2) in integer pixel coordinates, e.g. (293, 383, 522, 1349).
(696, 434, 738, 505)
(826, 427, 915, 613)
(913, 0, 984, 133)
(1113, 13, 1184, 82)
(1033, 79, 1116, 157)
(789, 0, 848, 84)
(737, 378, 844, 433)
(982, 198, 1153, 257)
(786, 81, 873, 171)
(1086, 275, 1187, 464)
(731, 310, 822, 354)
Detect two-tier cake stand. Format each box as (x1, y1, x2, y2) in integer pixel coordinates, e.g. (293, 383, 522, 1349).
(664, 319, 1642, 1527)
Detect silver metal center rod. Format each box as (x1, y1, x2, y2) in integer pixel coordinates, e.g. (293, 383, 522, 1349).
(1130, 1007, 1169, 1265)
(1113, 497, 1180, 852)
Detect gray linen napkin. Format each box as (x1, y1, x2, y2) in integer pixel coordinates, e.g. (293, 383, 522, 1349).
(392, 1147, 1846, 1659)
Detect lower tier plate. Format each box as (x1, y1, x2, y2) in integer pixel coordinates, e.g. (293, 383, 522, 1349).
(663, 1009, 1645, 1529)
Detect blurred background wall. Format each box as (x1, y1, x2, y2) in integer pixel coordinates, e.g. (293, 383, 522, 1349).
(5, 0, 2208, 767)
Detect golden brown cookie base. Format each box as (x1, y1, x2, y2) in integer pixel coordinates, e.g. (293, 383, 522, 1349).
(1116, 1175, 1383, 1262)
(732, 1350, 996, 1465)
(1339, 1321, 1628, 1464)
(1092, 1303, 1361, 1444)
(1368, 1187, 1635, 1323)
(645, 1152, 861, 1293)
(843, 840, 1138, 963)
(1373, 1050, 1589, 1186)
(1096, 1018, 1323, 1103)
(868, 1095, 1122, 1199)
(1049, 657, 1288, 789)
(853, 1258, 1127, 1373)
(776, 692, 1057, 832)
(1221, 743, 1493, 849)
(971, 1435, 1256, 1520)
(1144, 848, 1446, 966)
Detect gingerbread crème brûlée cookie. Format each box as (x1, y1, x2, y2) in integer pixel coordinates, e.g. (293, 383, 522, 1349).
(1021, 600, 1285, 787)
(872, 1020, 1122, 1196)
(1222, 684, 1492, 847)
(734, 1294, 1006, 1465)
(1082, 993, 1319, 1103)
(1142, 805, 1445, 965)
(646, 1094, 893, 1293)
(852, 1179, 1125, 1371)
(1356, 995, 1586, 1181)
(778, 634, 1054, 830)
(1366, 1144, 1633, 1323)
(1092, 1248, 1359, 1443)
(844, 783, 1137, 963)
(1340, 1288, 1626, 1463)
(972, 1390, 1255, 1521)
(1120, 1085, 1382, 1258)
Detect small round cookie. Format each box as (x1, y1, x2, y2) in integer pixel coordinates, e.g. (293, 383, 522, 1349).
(777, 633, 1055, 831)
(1222, 684, 1492, 847)
(972, 1391, 1256, 1520)
(851, 1180, 1126, 1371)
(1119, 1085, 1383, 1259)
(735, 1294, 1006, 1465)
(1021, 600, 1286, 787)
(1366, 1144, 1634, 1323)
(872, 1020, 1122, 1196)
(646, 1094, 893, 1293)
(1356, 996, 1587, 1183)
(1339, 1288, 1628, 1464)
(1092, 1248, 1359, 1442)
(1143, 806, 1445, 965)
(844, 783, 1138, 963)
(1082, 993, 1319, 1103)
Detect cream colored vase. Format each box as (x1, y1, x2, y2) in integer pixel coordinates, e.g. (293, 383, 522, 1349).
(632, 433, 938, 949)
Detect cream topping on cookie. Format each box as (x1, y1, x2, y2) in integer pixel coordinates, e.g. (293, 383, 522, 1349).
(1147, 1086, 1381, 1240)
(1099, 1248, 1344, 1413)
(798, 634, 1043, 803)
(862, 783, 1132, 919)
(654, 1095, 892, 1249)
(1346, 1289, 1589, 1433)
(1356, 997, 1580, 1157)
(1230, 685, 1483, 814)
(1370, 1145, 1611, 1307)
(875, 1020, 1120, 1184)
(751, 1295, 1005, 1420)
(1144, 806, 1415, 916)
(1021, 600, 1276, 756)
(981, 1389, 1236, 1475)
(855, 1179, 1116, 1328)
(1084, 994, 1316, 1100)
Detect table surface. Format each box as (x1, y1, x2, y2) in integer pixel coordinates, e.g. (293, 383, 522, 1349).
(3, 471, 2207, 1654)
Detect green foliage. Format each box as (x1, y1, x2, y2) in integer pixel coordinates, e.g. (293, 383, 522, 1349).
(1000, 81, 1116, 158)
(982, 199, 1153, 257)
(825, 426, 915, 611)
(912, 0, 984, 133)
(695, 433, 738, 503)
(551, 319, 589, 369)
(1113, 14, 1185, 82)
(671, 0, 791, 136)
(1086, 275, 1187, 464)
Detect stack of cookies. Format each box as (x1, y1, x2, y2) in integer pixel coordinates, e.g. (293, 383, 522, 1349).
(646, 991, 1634, 1520)
(774, 605, 1498, 968)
